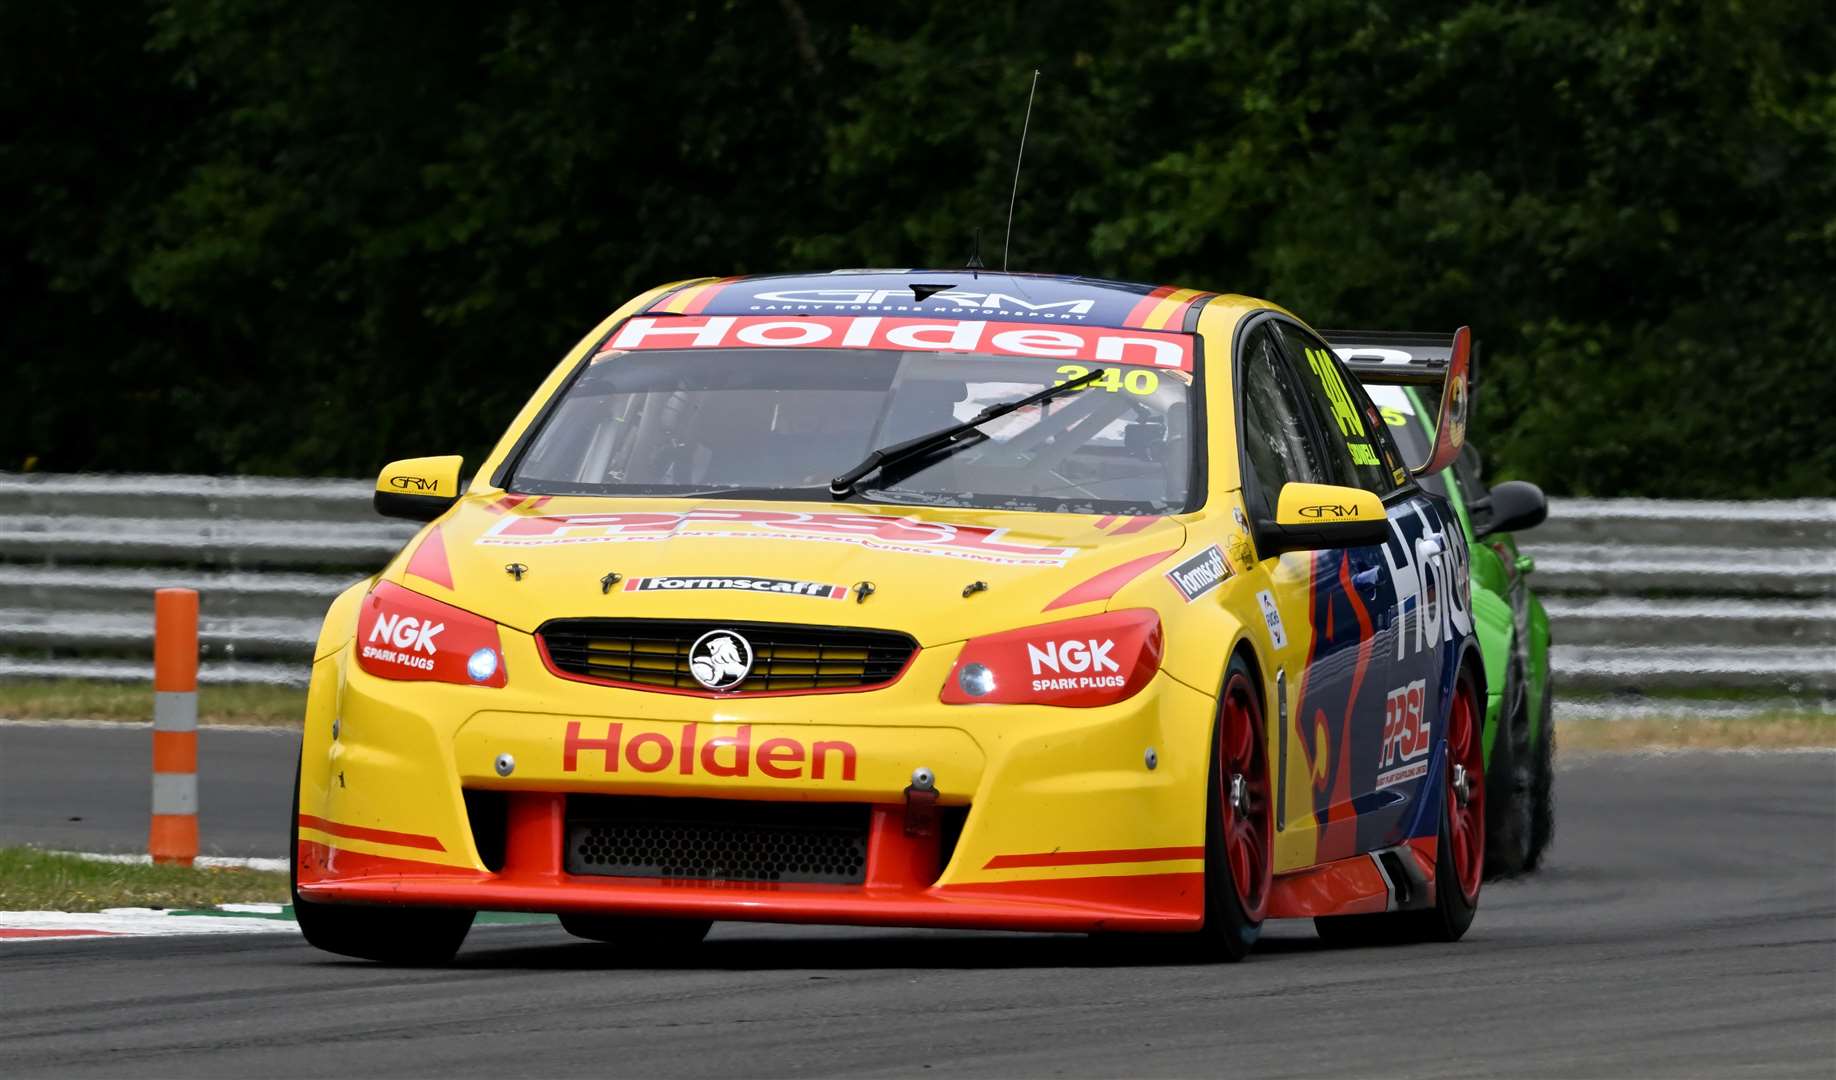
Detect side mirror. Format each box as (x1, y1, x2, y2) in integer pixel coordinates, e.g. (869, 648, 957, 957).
(1256, 482, 1389, 556)
(1410, 325, 1472, 477)
(1475, 480, 1546, 538)
(374, 456, 464, 521)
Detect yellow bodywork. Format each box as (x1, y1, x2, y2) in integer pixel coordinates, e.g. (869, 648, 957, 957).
(297, 284, 1352, 914)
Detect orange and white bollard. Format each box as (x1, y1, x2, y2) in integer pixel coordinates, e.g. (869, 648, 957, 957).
(150, 588, 199, 865)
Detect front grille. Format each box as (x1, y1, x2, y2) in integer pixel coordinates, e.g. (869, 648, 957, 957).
(566, 796, 868, 884)
(539, 618, 917, 693)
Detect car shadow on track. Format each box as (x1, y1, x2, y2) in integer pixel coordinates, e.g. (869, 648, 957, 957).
(438, 928, 1334, 972)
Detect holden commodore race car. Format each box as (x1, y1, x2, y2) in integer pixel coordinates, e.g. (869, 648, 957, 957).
(293, 271, 1486, 964)
(1325, 332, 1555, 876)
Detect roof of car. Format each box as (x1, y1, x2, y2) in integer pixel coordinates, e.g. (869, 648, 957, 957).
(644, 270, 1223, 333)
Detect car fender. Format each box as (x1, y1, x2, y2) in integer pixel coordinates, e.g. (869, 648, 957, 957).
(1469, 586, 1513, 764)
(313, 576, 377, 663)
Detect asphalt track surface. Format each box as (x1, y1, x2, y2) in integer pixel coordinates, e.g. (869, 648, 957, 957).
(1, 730, 1833, 1077)
(1, 723, 296, 856)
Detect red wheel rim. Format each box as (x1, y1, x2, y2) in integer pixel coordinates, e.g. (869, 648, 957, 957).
(1446, 672, 1485, 904)
(1219, 672, 1272, 921)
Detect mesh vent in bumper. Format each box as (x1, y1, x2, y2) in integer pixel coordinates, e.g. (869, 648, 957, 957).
(566, 796, 868, 885)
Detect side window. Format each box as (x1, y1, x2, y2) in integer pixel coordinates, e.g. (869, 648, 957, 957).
(1274, 323, 1403, 496)
(1238, 325, 1328, 523)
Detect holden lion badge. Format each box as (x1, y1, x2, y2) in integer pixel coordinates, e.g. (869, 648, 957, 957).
(689, 630, 753, 691)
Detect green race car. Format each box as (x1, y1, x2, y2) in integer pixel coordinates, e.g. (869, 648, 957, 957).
(1327, 332, 1556, 876)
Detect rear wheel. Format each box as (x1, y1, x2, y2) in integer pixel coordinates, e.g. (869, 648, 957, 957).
(290, 762, 474, 965)
(1524, 681, 1557, 871)
(1194, 656, 1272, 962)
(1484, 665, 1534, 879)
(1315, 666, 1483, 946)
(559, 914, 713, 949)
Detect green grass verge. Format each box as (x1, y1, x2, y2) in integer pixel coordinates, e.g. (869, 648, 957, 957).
(1561, 712, 1836, 751)
(0, 847, 289, 912)
(0, 679, 304, 726)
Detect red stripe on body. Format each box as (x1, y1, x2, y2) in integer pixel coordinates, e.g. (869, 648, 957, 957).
(1122, 286, 1178, 327)
(296, 814, 446, 852)
(1044, 547, 1179, 611)
(983, 845, 1205, 870)
(1109, 516, 1159, 536)
(404, 525, 454, 589)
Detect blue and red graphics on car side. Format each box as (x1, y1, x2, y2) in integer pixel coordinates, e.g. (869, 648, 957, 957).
(1290, 497, 1473, 857)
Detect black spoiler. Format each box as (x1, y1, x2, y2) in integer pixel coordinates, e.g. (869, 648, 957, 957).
(1317, 329, 1482, 400)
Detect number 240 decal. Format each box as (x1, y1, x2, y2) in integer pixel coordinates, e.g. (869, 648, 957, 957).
(1053, 364, 1160, 395)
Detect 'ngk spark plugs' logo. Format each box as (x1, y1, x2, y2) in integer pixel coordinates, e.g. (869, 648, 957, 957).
(361, 612, 444, 672)
(1025, 637, 1124, 692)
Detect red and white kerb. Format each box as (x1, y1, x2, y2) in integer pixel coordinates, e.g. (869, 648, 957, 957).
(602, 315, 1195, 373)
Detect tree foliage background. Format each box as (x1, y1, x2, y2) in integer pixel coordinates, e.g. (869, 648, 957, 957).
(3, 0, 1831, 496)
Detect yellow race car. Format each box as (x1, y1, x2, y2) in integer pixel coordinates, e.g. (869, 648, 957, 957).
(292, 271, 1484, 963)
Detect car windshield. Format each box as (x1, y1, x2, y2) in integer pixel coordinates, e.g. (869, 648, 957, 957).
(510, 347, 1197, 514)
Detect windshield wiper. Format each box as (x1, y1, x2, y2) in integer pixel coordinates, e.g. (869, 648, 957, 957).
(830, 367, 1105, 498)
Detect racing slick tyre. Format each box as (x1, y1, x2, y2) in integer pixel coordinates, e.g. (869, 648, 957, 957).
(1483, 665, 1534, 879)
(289, 763, 475, 965)
(559, 914, 714, 950)
(1315, 666, 1483, 946)
(1523, 681, 1557, 872)
(1193, 655, 1273, 963)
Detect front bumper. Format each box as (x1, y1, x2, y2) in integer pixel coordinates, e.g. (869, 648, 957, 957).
(295, 638, 1216, 932)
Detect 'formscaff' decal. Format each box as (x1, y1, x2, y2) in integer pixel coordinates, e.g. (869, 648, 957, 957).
(478, 508, 1077, 567)
(1165, 545, 1229, 602)
(623, 575, 847, 600)
(602, 315, 1193, 372)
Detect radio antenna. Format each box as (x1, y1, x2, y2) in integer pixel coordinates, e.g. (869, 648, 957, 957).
(1002, 69, 1041, 272)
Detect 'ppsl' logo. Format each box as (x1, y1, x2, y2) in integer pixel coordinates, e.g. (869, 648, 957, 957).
(1378, 679, 1429, 768)
(368, 612, 444, 655)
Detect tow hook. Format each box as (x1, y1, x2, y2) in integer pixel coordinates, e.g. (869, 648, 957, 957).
(904, 766, 939, 838)
(1452, 763, 1471, 807)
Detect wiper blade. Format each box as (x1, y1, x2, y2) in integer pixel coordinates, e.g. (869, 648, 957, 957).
(830, 367, 1105, 498)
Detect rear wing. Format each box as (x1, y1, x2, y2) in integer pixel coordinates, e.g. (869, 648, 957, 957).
(1317, 329, 1481, 395)
(1318, 328, 1476, 477)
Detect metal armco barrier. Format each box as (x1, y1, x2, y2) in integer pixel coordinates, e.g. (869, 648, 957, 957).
(151, 588, 199, 864)
(0, 473, 1829, 695)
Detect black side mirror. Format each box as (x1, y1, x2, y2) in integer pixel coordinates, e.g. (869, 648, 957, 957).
(1477, 480, 1546, 538)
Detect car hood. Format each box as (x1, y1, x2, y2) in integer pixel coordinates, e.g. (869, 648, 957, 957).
(384, 495, 1188, 647)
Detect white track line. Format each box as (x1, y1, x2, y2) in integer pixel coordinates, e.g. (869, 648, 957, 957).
(56, 850, 288, 872)
(0, 908, 300, 940)
(0, 717, 298, 734)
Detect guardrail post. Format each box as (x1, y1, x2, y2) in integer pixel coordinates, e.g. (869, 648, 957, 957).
(151, 588, 199, 865)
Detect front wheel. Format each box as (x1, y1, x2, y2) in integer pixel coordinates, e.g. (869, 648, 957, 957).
(1315, 666, 1483, 946)
(290, 761, 475, 965)
(1193, 656, 1273, 962)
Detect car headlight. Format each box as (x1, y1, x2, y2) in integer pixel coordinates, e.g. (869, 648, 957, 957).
(939, 609, 1161, 707)
(355, 581, 509, 687)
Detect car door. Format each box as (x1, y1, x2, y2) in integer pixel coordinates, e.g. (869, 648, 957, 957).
(1235, 320, 1364, 870)
(1271, 321, 1466, 856)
